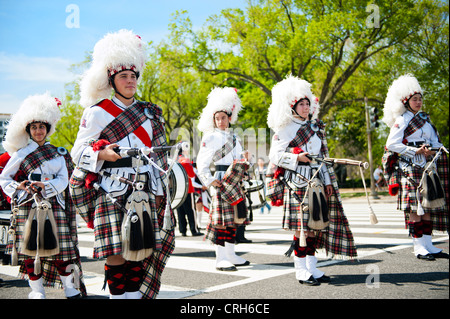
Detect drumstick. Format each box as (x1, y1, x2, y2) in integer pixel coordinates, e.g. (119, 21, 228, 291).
(326, 158, 369, 169)
(306, 155, 369, 169)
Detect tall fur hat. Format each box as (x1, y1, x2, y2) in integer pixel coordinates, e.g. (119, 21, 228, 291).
(3, 92, 61, 154)
(267, 74, 313, 131)
(382, 74, 423, 128)
(197, 87, 243, 133)
(79, 29, 146, 108)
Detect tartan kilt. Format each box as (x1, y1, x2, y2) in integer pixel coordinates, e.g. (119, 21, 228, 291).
(204, 185, 250, 243)
(7, 197, 78, 262)
(282, 180, 357, 259)
(220, 160, 249, 205)
(398, 157, 448, 232)
(266, 175, 284, 205)
(69, 167, 97, 225)
(90, 173, 175, 299)
(7, 196, 86, 291)
(140, 227, 175, 299)
(91, 174, 168, 258)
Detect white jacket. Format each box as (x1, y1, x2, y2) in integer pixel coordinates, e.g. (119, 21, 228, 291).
(71, 97, 163, 196)
(0, 141, 68, 208)
(386, 111, 442, 168)
(196, 129, 244, 187)
(269, 119, 331, 188)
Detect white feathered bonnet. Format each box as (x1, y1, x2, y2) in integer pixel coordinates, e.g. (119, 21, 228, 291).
(197, 87, 243, 133)
(382, 74, 423, 128)
(267, 75, 319, 131)
(3, 92, 61, 154)
(79, 29, 146, 108)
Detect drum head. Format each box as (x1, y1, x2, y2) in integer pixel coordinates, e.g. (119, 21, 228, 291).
(168, 159, 189, 210)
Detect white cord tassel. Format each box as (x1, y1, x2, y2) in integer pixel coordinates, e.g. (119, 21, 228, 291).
(360, 166, 378, 225)
(416, 189, 425, 216)
(162, 182, 172, 230)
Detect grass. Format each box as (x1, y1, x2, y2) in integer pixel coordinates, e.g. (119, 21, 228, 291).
(340, 191, 389, 198)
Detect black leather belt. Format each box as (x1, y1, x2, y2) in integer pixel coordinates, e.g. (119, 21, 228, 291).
(30, 174, 55, 181)
(102, 157, 149, 169)
(407, 141, 425, 147)
(215, 165, 230, 172)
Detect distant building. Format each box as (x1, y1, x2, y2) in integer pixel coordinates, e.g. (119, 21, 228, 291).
(0, 114, 12, 154)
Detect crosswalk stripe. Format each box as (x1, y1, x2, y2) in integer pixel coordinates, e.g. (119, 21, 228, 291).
(2, 199, 448, 299)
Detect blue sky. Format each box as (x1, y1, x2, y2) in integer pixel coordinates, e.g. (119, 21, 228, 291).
(0, 0, 247, 114)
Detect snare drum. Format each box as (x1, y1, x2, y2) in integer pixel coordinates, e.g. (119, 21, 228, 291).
(168, 159, 189, 210)
(243, 179, 266, 209)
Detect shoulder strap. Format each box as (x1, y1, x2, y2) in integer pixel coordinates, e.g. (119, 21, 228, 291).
(97, 99, 152, 147)
(20, 144, 61, 176)
(289, 119, 324, 148)
(212, 134, 237, 162)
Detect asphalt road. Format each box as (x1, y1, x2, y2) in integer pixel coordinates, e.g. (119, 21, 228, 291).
(1, 194, 448, 306)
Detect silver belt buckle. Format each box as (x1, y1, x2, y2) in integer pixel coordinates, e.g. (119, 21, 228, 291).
(41, 174, 53, 181)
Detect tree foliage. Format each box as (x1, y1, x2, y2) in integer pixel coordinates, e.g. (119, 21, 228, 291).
(50, 0, 448, 177)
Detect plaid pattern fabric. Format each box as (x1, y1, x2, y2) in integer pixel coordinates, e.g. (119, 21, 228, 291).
(10, 196, 82, 281)
(70, 99, 173, 299)
(19, 144, 62, 175)
(437, 152, 449, 211)
(288, 119, 325, 148)
(69, 167, 98, 224)
(276, 120, 357, 259)
(266, 120, 326, 205)
(382, 149, 400, 187)
(8, 145, 86, 294)
(70, 99, 172, 224)
(220, 160, 249, 205)
(384, 112, 448, 233)
(403, 112, 429, 140)
(212, 134, 236, 162)
(140, 228, 175, 299)
(18, 144, 77, 240)
(265, 173, 284, 203)
(397, 154, 448, 232)
(98, 99, 152, 147)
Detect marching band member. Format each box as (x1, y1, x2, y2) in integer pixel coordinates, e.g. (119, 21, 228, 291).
(196, 87, 251, 271)
(267, 75, 357, 286)
(177, 153, 203, 237)
(71, 29, 174, 298)
(0, 93, 85, 299)
(192, 162, 209, 230)
(383, 74, 448, 261)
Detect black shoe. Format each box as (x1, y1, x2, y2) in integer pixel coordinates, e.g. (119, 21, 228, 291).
(417, 253, 435, 261)
(181, 233, 187, 237)
(234, 260, 250, 267)
(192, 232, 204, 237)
(431, 251, 449, 259)
(67, 293, 82, 299)
(216, 266, 237, 271)
(316, 275, 331, 283)
(299, 276, 320, 286)
(236, 238, 252, 244)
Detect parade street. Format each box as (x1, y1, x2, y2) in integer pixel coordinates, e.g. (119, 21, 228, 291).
(0, 194, 448, 300)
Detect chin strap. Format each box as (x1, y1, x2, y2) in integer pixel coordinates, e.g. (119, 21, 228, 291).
(111, 81, 135, 101)
(292, 108, 307, 121)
